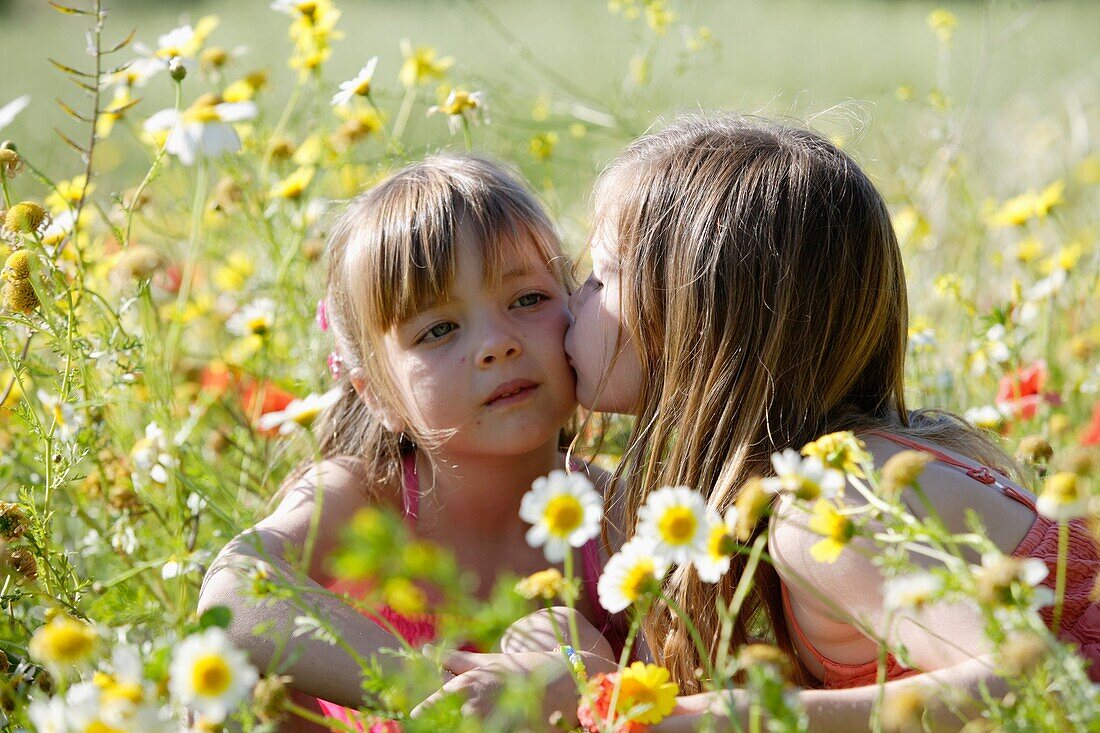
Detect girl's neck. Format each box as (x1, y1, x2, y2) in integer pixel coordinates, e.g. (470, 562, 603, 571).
(413, 438, 565, 537)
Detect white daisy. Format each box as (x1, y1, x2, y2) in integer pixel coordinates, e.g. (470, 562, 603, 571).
(597, 538, 670, 613)
(257, 388, 341, 434)
(519, 470, 603, 562)
(963, 404, 1010, 430)
(37, 389, 79, 442)
(883, 572, 943, 612)
(131, 421, 176, 489)
(26, 694, 68, 733)
(693, 507, 739, 584)
(143, 99, 257, 167)
(168, 627, 258, 724)
(331, 57, 379, 107)
(762, 449, 845, 501)
(0, 95, 30, 133)
(636, 486, 710, 565)
(1036, 471, 1088, 521)
(225, 297, 276, 337)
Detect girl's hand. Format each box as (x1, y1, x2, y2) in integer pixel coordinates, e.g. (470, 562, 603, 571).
(411, 649, 592, 730)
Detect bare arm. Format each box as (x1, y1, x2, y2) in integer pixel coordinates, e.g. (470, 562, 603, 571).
(197, 459, 411, 708)
(659, 655, 1007, 732)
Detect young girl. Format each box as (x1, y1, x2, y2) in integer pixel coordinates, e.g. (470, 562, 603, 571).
(197, 154, 619, 732)
(565, 115, 1099, 729)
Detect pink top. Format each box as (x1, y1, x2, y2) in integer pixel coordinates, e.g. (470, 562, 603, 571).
(310, 453, 625, 730)
(783, 432, 1100, 688)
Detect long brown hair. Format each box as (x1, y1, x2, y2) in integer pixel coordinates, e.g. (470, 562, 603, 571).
(300, 154, 567, 497)
(596, 114, 1012, 691)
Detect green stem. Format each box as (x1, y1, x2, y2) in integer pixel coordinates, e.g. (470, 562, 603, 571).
(1052, 520, 1068, 635)
(562, 550, 582, 650)
(660, 588, 717, 684)
(123, 80, 182, 247)
(391, 86, 417, 142)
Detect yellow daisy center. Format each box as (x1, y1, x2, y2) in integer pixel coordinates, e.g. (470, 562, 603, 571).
(657, 507, 697, 545)
(543, 495, 583, 537)
(191, 653, 233, 697)
(42, 621, 96, 662)
(354, 79, 371, 96)
(291, 405, 321, 426)
(246, 315, 270, 335)
(184, 105, 222, 124)
(620, 559, 656, 602)
(87, 722, 124, 733)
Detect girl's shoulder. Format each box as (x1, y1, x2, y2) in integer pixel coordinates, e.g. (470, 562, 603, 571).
(269, 454, 403, 516)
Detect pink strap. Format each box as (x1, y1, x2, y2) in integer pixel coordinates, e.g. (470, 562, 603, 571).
(402, 451, 419, 526)
(863, 431, 1036, 512)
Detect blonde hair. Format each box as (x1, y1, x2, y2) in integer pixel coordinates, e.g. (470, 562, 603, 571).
(309, 154, 568, 495)
(596, 114, 1013, 691)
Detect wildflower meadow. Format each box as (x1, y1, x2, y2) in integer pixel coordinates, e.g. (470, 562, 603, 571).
(0, 0, 1097, 731)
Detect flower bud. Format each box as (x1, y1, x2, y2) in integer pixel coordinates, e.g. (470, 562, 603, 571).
(734, 477, 770, 542)
(880, 450, 933, 498)
(737, 643, 793, 678)
(0, 148, 23, 178)
(4, 201, 48, 235)
(252, 674, 293, 723)
(515, 568, 566, 600)
(3, 278, 39, 314)
(201, 46, 230, 71)
(8, 547, 38, 581)
(169, 57, 187, 82)
(1016, 435, 1053, 466)
(998, 630, 1047, 676)
(881, 687, 930, 733)
(0, 502, 28, 541)
(2, 249, 31, 281)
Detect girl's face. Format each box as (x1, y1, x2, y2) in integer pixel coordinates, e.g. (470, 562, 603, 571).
(381, 234, 576, 456)
(564, 227, 644, 415)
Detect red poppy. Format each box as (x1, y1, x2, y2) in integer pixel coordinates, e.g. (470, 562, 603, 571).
(995, 361, 1060, 420)
(196, 364, 297, 434)
(1082, 401, 1100, 446)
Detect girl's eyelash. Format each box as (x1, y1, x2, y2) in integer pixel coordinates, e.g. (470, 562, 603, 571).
(417, 321, 457, 343)
(513, 291, 551, 308)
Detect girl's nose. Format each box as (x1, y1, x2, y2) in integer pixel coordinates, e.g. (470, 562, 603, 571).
(477, 327, 522, 366)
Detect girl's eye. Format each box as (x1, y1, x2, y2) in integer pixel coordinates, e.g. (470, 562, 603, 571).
(513, 292, 548, 308)
(419, 322, 457, 343)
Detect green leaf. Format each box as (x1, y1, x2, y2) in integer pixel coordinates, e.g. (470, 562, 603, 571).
(198, 605, 233, 630)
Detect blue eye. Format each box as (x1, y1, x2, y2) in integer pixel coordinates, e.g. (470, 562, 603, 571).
(513, 292, 548, 308)
(420, 322, 456, 342)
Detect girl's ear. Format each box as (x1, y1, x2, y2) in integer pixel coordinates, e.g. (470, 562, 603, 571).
(349, 368, 407, 435)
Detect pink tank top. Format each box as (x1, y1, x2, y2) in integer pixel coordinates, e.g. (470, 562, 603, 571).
(312, 454, 625, 730)
(783, 432, 1100, 688)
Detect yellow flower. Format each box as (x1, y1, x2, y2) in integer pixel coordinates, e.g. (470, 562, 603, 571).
(802, 431, 870, 478)
(1033, 180, 1065, 218)
(617, 662, 679, 725)
(1041, 242, 1083, 274)
(212, 251, 255, 292)
(1036, 471, 1087, 521)
(269, 167, 315, 200)
(46, 175, 94, 213)
(381, 577, 427, 616)
(880, 450, 933, 499)
(1015, 236, 1043, 263)
(807, 499, 855, 563)
(96, 87, 135, 139)
(399, 39, 454, 88)
(515, 568, 566, 600)
(29, 615, 98, 671)
(927, 9, 957, 44)
(529, 132, 559, 162)
(3, 278, 38, 314)
(4, 201, 49, 235)
(644, 1, 677, 35)
(223, 71, 269, 103)
(0, 148, 23, 178)
(2, 249, 31, 281)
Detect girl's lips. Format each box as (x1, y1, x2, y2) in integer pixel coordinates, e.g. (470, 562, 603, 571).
(484, 379, 539, 407)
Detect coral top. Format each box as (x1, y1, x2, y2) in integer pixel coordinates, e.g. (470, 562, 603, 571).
(309, 453, 625, 730)
(782, 432, 1100, 688)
